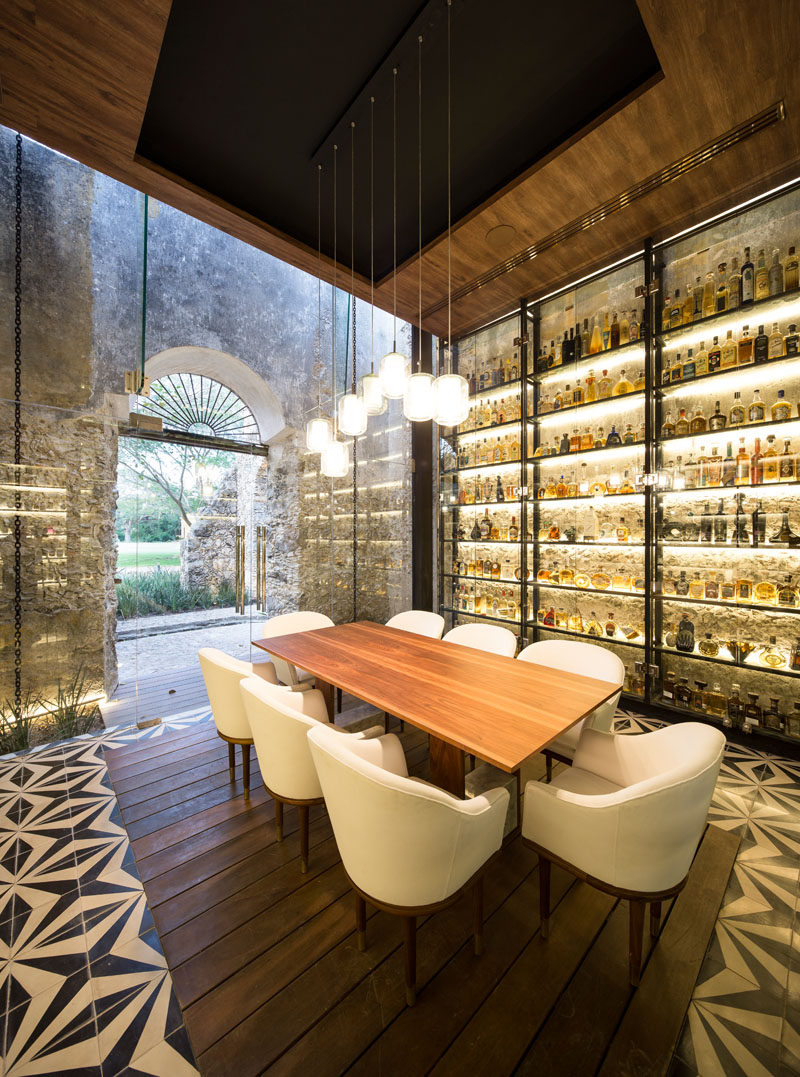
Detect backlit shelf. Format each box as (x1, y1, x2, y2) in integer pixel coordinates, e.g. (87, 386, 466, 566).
(532, 623, 645, 649)
(536, 491, 645, 504)
(532, 580, 645, 599)
(534, 389, 644, 425)
(443, 572, 523, 587)
(529, 442, 644, 465)
(658, 352, 800, 396)
(658, 592, 800, 615)
(441, 606, 521, 626)
(659, 414, 800, 450)
(658, 287, 800, 351)
(655, 645, 800, 679)
(532, 338, 646, 385)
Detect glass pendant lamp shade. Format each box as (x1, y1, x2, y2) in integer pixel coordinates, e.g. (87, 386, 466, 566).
(305, 415, 332, 452)
(359, 371, 386, 416)
(434, 372, 470, 427)
(320, 437, 349, 478)
(403, 371, 437, 421)
(379, 350, 410, 399)
(337, 392, 368, 437)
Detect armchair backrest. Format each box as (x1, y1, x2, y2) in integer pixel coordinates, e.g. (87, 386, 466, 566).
(386, 610, 445, 639)
(307, 724, 509, 906)
(443, 622, 517, 657)
(260, 610, 334, 684)
(517, 639, 624, 731)
(240, 676, 330, 801)
(574, 723, 726, 891)
(198, 647, 257, 740)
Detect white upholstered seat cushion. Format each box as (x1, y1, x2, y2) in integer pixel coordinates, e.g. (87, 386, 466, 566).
(386, 610, 445, 639)
(307, 723, 509, 907)
(523, 723, 725, 893)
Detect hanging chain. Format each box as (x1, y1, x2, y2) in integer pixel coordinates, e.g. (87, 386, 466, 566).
(13, 132, 23, 713)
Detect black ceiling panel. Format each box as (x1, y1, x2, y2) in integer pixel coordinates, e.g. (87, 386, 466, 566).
(138, 0, 660, 282)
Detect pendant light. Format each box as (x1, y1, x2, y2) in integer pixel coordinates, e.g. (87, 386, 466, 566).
(434, 0, 469, 428)
(404, 35, 436, 422)
(379, 67, 410, 399)
(359, 96, 387, 416)
(322, 144, 351, 479)
(306, 163, 333, 452)
(338, 122, 368, 437)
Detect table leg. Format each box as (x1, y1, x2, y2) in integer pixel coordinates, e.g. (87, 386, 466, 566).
(315, 678, 334, 722)
(428, 735, 465, 798)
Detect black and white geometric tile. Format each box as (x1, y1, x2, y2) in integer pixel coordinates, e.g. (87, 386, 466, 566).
(0, 709, 207, 1076)
(2, 704, 800, 1076)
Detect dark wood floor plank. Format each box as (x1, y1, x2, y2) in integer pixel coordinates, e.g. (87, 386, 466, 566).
(284, 849, 565, 1077)
(122, 778, 252, 841)
(112, 743, 227, 796)
(105, 729, 218, 777)
(597, 825, 739, 1077)
(115, 751, 241, 809)
(429, 881, 617, 1077)
(119, 761, 260, 827)
(105, 724, 217, 772)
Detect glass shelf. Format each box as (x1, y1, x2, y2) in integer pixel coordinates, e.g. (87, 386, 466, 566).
(536, 491, 645, 504)
(441, 500, 522, 510)
(443, 572, 523, 587)
(529, 441, 645, 465)
(654, 697, 800, 746)
(444, 537, 523, 546)
(533, 338, 646, 384)
(468, 377, 522, 400)
(658, 352, 800, 395)
(534, 540, 646, 548)
(660, 541, 799, 551)
(534, 388, 644, 424)
(655, 645, 800, 679)
(658, 481, 800, 498)
(440, 606, 521, 626)
(533, 580, 645, 599)
(658, 287, 800, 348)
(441, 460, 520, 476)
(659, 593, 800, 615)
(659, 415, 800, 449)
(534, 623, 646, 649)
(449, 417, 523, 441)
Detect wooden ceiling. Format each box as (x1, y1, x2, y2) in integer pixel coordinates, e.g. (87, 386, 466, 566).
(2, 0, 799, 341)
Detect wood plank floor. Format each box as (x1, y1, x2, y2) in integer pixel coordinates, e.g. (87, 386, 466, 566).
(101, 666, 209, 728)
(105, 711, 739, 1077)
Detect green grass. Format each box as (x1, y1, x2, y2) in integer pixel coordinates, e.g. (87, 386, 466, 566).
(116, 540, 180, 570)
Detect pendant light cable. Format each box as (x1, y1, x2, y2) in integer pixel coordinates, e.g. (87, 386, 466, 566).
(418, 34, 423, 366)
(332, 144, 337, 426)
(392, 66, 398, 351)
(447, 0, 452, 372)
(350, 121, 356, 396)
(13, 132, 23, 714)
(370, 97, 375, 371)
(317, 163, 322, 412)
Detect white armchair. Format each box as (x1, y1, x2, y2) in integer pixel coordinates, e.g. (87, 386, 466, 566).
(198, 647, 279, 796)
(386, 610, 445, 638)
(240, 676, 387, 873)
(307, 723, 509, 1005)
(443, 622, 517, 657)
(260, 611, 334, 686)
(517, 639, 625, 781)
(522, 722, 725, 985)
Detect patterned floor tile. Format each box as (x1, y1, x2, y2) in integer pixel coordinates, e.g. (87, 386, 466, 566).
(122, 1024, 200, 1077)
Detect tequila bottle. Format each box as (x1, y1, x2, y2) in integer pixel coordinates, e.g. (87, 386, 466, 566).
(754, 576, 778, 605)
(705, 571, 720, 599)
(674, 570, 690, 595)
(716, 263, 728, 311)
(689, 573, 705, 599)
(769, 249, 784, 296)
(597, 370, 612, 398)
(616, 517, 629, 542)
(738, 325, 754, 366)
(755, 249, 770, 300)
(728, 684, 744, 728)
(694, 340, 709, 375)
(761, 636, 787, 668)
(735, 574, 753, 602)
(786, 324, 800, 356)
(720, 330, 738, 369)
(741, 247, 755, 304)
(768, 322, 784, 359)
(705, 683, 727, 718)
(786, 247, 799, 291)
(709, 400, 726, 431)
(771, 389, 791, 421)
(762, 435, 779, 482)
(661, 412, 676, 438)
(606, 425, 622, 446)
(612, 369, 634, 396)
(585, 370, 597, 402)
(676, 614, 695, 652)
(779, 439, 796, 481)
(778, 576, 800, 609)
(720, 572, 736, 601)
(708, 336, 722, 372)
(729, 257, 742, 308)
(748, 391, 765, 424)
(753, 324, 769, 363)
(675, 408, 690, 436)
(702, 272, 716, 317)
(690, 405, 707, 434)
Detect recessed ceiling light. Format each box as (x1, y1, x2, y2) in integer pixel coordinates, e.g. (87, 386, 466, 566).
(485, 223, 517, 249)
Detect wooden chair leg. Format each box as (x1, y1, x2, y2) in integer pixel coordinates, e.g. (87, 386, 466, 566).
(241, 743, 251, 797)
(336, 686, 343, 713)
(355, 893, 367, 952)
(275, 799, 284, 841)
(650, 900, 662, 939)
(403, 916, 417, 1006)
(473, 876, 484, 955)
(545, 751, 553, 783)
(298, 804, 310, 874)
(539, 856, 551, 939)
(227, 742, 235, 779)
(629, 899, 645, 987)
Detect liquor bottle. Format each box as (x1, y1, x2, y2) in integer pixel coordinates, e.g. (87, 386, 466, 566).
(559, 431, 571, 454)
(606, 425, 622, 446)
(793, 639, 800, 672)
(670, 352, 683, 382)
(689, 572, 706, 598)
(764, 699, 785, 733)
(786, 324, 800, 356)
(770, 509, 800, 545)
(612, 369, 634, 396)
(581, 428, 593, 450)
(629, 310, 639, 341)
(728, 257, 742, 309)
(618, 470, 635, 494)
(707, 446, 723, 486)
(761, 636, 787, 668)
(585, 370, 597, 402)
(616, 517, 630, 542)
(623, 424, 636, 445)
(754, 575, 778, 605)
(675, 569, 690, 595)
(692, 681, 708, 713)
(722, 442, 736, 486)
(741, 246, 754, 304)
(755, 249, 770, 300)
(785, 246, 799, 291)
(768, 322, 784, 359)
(748, 390, 765, 423)
(709, 400, 726, 431)
(674, 676, 692, 708)
(559, 564, 575, 585)
(661, 411, 676, 438)
(752, 324, 769, 363)
(610, 312, 620, 348)
(573, 381, 585, 406)
(676, 614, 695, 652)
(574, 569, 591, 588)
(496, 476, 506, 502)
(707, 336, 722, 372)
(720, 572, 736, 601)
(682, 348, 696, 379)
(720, 330, 738, 369)
(738, 325, 754, 365)
(543, 606, 556, 626)
(693, 340, 708, 376)
(568, 611, 583, 632)
(581, 318, 591, 356)
(602, 313, 611, 350)
(728, 684, 744, 728)
(585, 611, 602, 636)
(669, 293, 682, 329)
(713, 499, 727, 542)
(677, 289, 691, 325)
(750, 436, 763, 484)
(690, 405, 707, 434)
(745, 695, 762, 728)
(597, 370, 612, 398)
(555, 475, 568, 498)
(705, 683, 727, 718)
(479, 509, 491, 539)
(490, 515, 500, 540)
(715, 263, 728, 311)
(729, 392, 745, 427)
(602, 612, 617, 638)
(779, 439, 796, 481)
(769, 249, 784, 296)
(589, 320, 602, 354)
(569, 429, 581, 451)
(698, 633, 719, 657)
(735, 573, 753, 602)
(752, 500, 766, 545)
(702, 272, 716, 317)
(675, 408, 690, 436)
(762, 435, 779, 482)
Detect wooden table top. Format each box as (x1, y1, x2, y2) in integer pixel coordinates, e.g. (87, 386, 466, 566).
(253, 621, 619, 773)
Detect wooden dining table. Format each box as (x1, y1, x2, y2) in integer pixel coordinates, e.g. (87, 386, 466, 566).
(253, 620, 620, 798)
